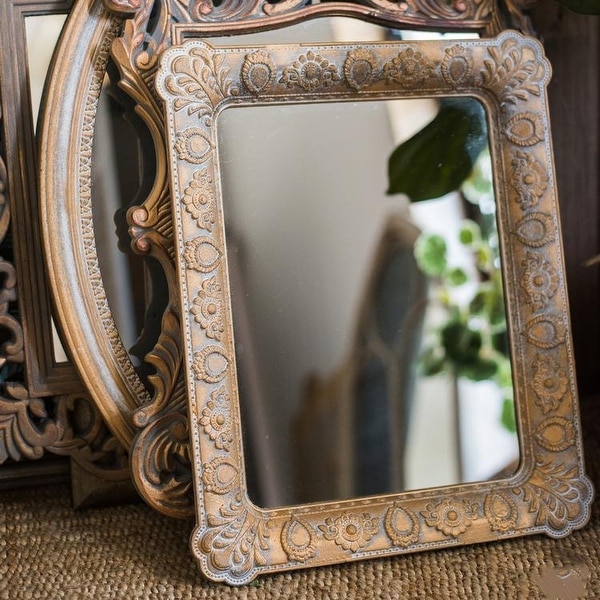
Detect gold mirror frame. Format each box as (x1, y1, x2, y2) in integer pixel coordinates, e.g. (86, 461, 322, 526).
(156, 33, 592, 584)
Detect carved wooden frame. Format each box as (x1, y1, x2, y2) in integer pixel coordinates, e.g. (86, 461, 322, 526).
(156, 33, 592, 584)
(0, 0, 129, 488)
(0, 0, 81, 396)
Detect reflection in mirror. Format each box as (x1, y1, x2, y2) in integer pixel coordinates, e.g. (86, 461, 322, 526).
(25, 15, 67, 126)
(217, 98, 519, 509)
(90, 68, 163, 385)
(25, 14, 69, 363)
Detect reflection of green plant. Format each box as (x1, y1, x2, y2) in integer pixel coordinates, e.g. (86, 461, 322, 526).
(387, 99, 488, 202)
(387, 97, 515, 431)
(415, 214, 515, 433)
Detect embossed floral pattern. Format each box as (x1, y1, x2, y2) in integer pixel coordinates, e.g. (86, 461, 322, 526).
(421, 499, 478, 538)
(510, 150, 548, 210)
(182, 168, 216, 231)
(319, 512, 379, 552)
(191, 276, 224, 340)
(174, 127, 213, 164)
(479, 38, 545, 106)
(280, 51, 340, 91)
(531, 354, 568, 413)
(200, 386, 233, 450)
(383, 47, 435, 87)
(520, 252, 559, 312)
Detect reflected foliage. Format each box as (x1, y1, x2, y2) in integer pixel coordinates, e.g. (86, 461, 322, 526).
(387, 98, 488, 202)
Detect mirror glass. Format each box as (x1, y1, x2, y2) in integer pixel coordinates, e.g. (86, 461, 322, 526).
(217, 97, 519, 509)
(25, 14, 69, 364)
(91, 73, 150, 376)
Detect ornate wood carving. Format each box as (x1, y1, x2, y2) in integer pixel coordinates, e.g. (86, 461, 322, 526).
(157, 33, 592, 583)
(0, 0, 83, 397)
(0, 1, 132, 488)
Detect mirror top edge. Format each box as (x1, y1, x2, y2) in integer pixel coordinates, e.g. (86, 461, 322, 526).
(168, 1, 503, 42)
(156, 30, 551, 108)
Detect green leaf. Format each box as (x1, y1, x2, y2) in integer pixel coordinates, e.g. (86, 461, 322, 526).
(419, 347, 446, 376)
(446, 267, 468, 286)
(414, 234, 447, 277)
(469, 287, 489, 315)
(554, 0, 600, 14)
(501, 398, 517, 433)
(458, 220, 481, 246)
(441, 320, 482, 365)
(387, 98, 488, 201)
(475, 245, 494, 273)
(458, 357, 499, 382)
(495, 358, 513, 391)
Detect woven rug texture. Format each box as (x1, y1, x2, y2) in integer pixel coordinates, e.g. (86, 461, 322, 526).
(1, 400, 599, 599)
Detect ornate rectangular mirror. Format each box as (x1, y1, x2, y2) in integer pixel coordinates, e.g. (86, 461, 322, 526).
(157, 33, 592, 584)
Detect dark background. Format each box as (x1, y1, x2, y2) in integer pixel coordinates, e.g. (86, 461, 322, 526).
(531, 7, 599, 399)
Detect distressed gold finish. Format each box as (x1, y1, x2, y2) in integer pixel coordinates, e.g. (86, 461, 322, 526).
(156, 33, 592, 583)
(41, 0, 537, 517)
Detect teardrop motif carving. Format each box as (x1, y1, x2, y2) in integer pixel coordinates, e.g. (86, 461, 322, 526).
(535, 417, 576, 452)
(343, 49, 378, 90)
(505, 112, 544, 146)
(514, 212, 556, 248)
(281, 516, 317, 562)
(174, 127, 213, 164)
(241, 50, 277, 95)
(193, 346, 230, 383)
(184, 237, 222, 273)
(202, 456, 239, 494)
(441, 45, 473, 87)
(384, 503, 420, 547)
(522, 314, 566, 350)
(484, 492, 518, 532)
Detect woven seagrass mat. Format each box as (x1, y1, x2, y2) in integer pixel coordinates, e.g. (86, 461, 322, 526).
(1, 400, 599, 599)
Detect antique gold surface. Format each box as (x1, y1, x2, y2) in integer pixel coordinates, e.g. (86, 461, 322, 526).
(41, 0, 537, 517)
(156, 33, 592, 583)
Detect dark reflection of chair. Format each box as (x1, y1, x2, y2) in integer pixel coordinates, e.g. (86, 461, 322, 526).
(295, 216, 427, 502)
